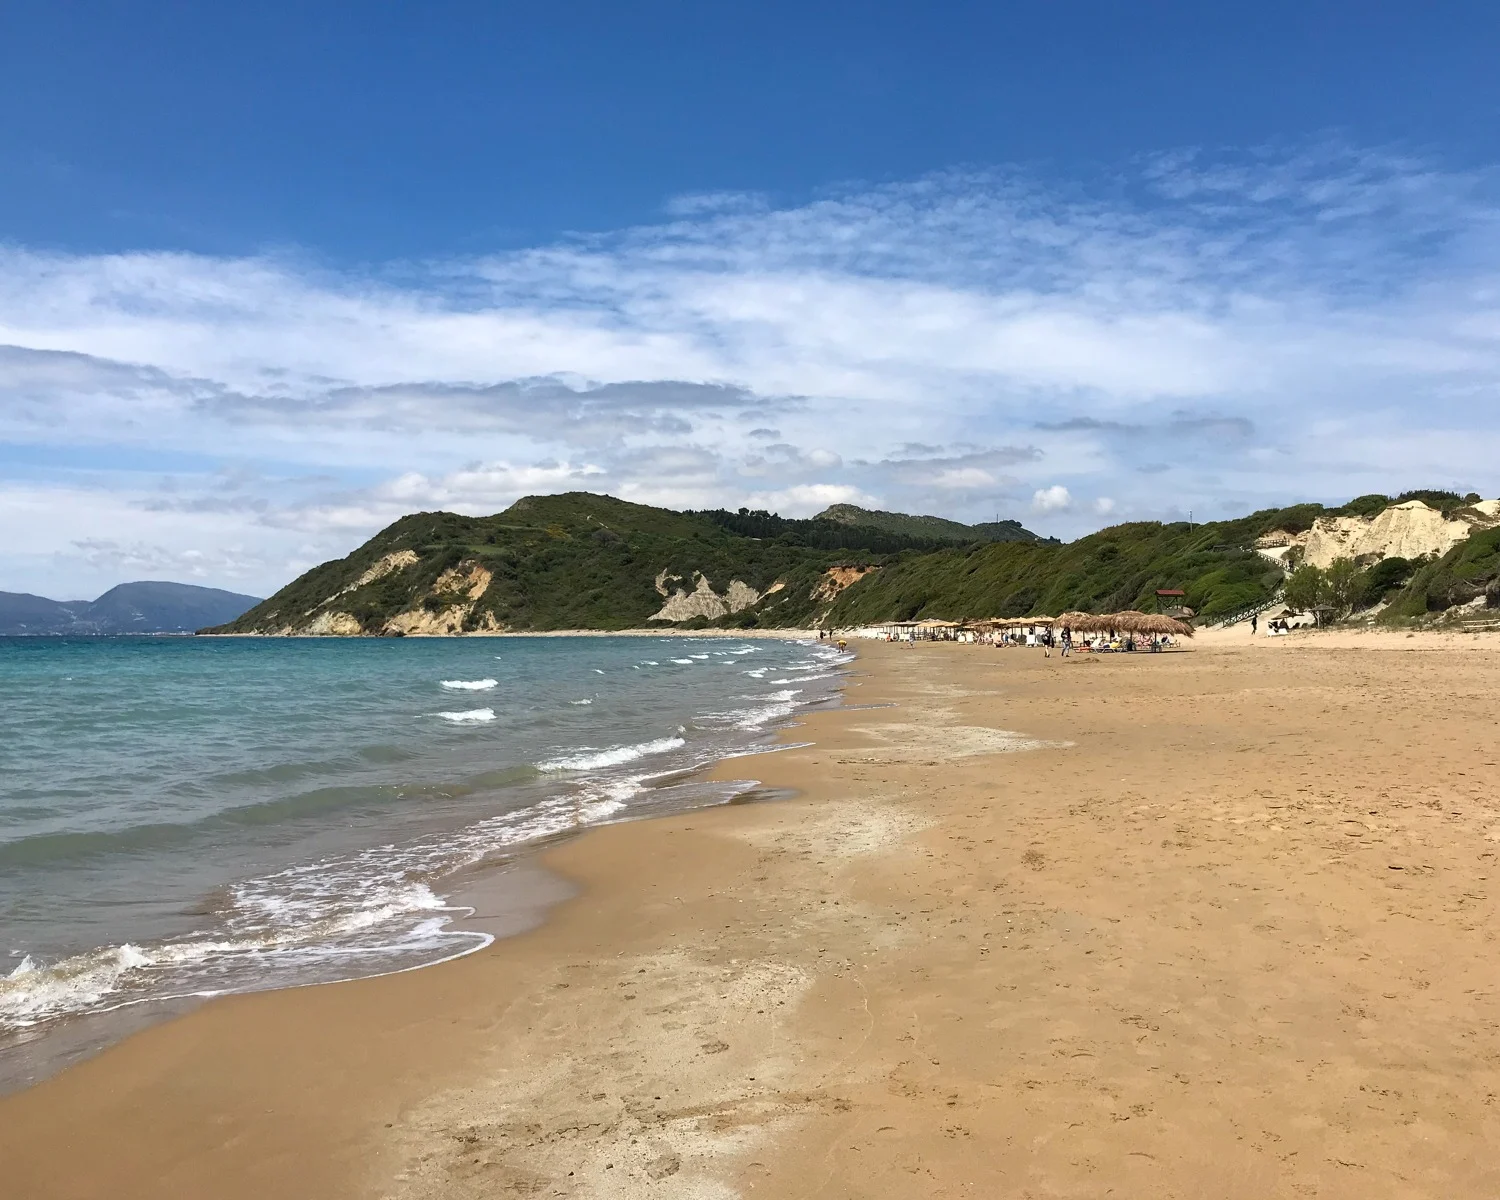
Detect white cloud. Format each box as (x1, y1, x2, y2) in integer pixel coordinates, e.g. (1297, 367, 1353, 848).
(743, 483, 881, 515)
(1032, 485, 1073, 513)
(3, 142, 1500, 595)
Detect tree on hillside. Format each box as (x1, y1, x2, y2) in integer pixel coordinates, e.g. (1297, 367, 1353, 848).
(1323, 557, 1365, 619)
(1284, 557, 1366, 625)
(1283, 564, 1326, 624)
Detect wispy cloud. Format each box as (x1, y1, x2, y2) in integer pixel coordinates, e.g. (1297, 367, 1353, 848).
(3, 141, 1500, 595)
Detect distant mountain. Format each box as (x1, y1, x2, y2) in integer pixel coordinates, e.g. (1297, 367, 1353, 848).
(0, 582, 263, 635)
(816, 504, 1050, 544)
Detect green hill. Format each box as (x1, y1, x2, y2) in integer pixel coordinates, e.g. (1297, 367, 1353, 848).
(208, 493, 903, 635)
(820, 508, 1311, 626)
(816, 503, 1047, 544)
(206, 490, 1498, 637)
(1383, 525, 1500, 619)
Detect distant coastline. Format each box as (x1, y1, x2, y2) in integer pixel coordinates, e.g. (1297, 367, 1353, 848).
(196, 626, 822, 639)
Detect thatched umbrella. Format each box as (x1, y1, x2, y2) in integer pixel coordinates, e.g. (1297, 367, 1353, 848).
(1102, 611, 1196, 638)
(1136, 613, 1194, 637)
(1056, 610, 1194, 638)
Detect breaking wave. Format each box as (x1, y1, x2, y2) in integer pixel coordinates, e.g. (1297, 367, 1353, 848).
(437, 708, 496, 723)
(538, 734, 687, 772)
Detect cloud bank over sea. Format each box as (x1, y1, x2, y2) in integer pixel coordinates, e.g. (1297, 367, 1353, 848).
(3, 142, 1499, 595)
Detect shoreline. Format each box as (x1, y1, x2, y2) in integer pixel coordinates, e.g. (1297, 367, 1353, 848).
(0, 633, 848, 1094)
(195, 626, 825, 639)
(6, 633, 1500, 1197)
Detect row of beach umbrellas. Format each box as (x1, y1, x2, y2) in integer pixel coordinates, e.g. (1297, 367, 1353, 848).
(1056, 610, 1194, 637)
(968, 612, 1194, 637)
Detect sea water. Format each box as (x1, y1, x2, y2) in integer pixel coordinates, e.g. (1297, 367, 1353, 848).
(0, 635, 848, 1053)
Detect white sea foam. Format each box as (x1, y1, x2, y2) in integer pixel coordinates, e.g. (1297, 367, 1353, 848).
(0, 883, 467, 1030)
(438, 708, 496, 723)
(2, 634, 850, 1036)
(734, 688, 803, 729)
(539, 735, 686, 772)
(0, 945, 153, 1028)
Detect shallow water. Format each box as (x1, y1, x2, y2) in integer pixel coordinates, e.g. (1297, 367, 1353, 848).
(0, 634, 849, 1045)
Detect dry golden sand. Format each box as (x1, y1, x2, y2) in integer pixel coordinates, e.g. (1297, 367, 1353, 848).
(4, 633, 1500, 1198)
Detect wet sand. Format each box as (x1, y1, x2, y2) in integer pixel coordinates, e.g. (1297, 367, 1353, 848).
(4, 633, 1500, 1198)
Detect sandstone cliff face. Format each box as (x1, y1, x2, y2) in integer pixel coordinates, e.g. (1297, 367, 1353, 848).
(378, 561, 495, 635)
(649, 572, 761, 622)
(1301, 500, 1496, 569)
(300, 610, 364, 636)
(431, 561, 492, 601)
(1255, 499, 1500, 571)
(382, 607, 469, 636)
(812, 565, 878, 602)
(268, 557, 502, 635)
(344, 550, 419, 594)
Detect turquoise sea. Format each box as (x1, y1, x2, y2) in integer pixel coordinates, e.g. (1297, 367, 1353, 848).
(0, 634, 847, 1052)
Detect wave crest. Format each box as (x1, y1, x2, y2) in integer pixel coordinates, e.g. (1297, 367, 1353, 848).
(438, 708, 495, 723)
(539, 735, 685, 772)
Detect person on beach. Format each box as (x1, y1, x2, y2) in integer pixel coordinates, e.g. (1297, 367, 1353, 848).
(1251, 613, 1258, 635)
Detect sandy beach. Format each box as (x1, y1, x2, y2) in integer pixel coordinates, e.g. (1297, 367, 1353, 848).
(5, 631, 1500, 1198)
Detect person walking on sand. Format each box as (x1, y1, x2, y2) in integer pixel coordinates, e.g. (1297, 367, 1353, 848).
(1251, 613, 1258, 636)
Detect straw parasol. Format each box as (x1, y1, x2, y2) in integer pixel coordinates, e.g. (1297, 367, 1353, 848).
(1055, 610, 1194, 637)
(1135, 613, 1194, 637)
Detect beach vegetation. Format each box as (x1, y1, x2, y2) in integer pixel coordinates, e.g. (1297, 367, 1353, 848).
(1283, 564, 1326, 623)
(1382, 527, 1500, 618)
(1283, 558, 1366, 625)
(1392, 489, 1469, 515)
(1335, 493, 1392, 518)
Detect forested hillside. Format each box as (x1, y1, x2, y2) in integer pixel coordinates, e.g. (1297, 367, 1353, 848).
(209, 493, 907, 635)
(815, 503, 1048, 544)
(204, 490, 1498, 636)
(822, 508, 1308, 625)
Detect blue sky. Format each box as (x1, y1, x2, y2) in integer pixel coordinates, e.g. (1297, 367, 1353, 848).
(3, 2, 1500, 596)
